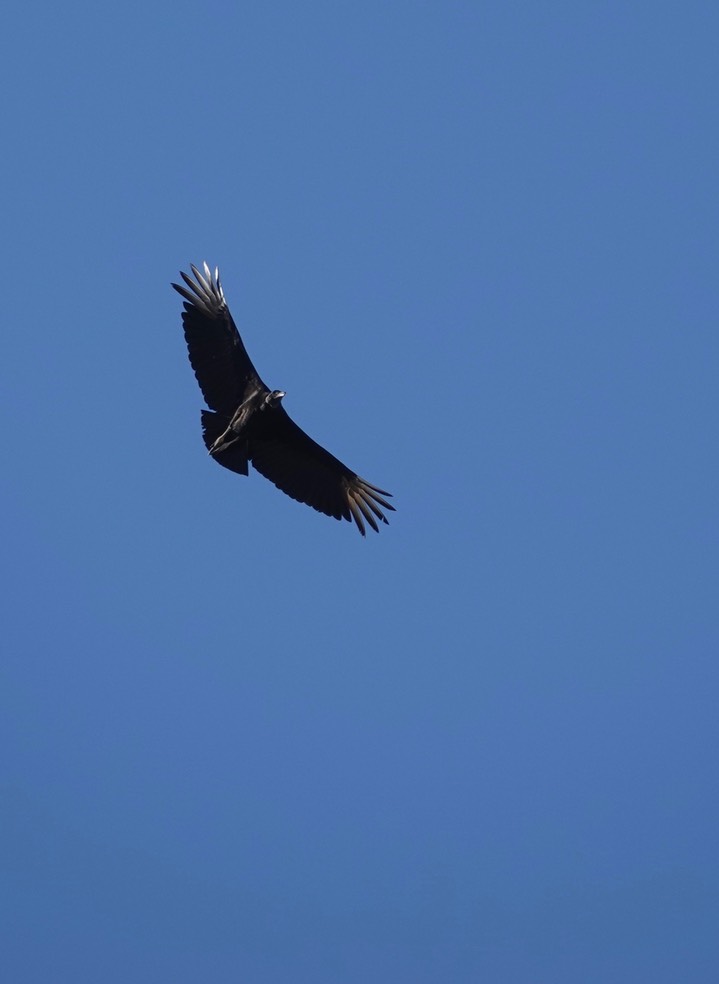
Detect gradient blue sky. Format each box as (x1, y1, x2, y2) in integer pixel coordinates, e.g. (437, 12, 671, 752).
(2, 3, 718, 981)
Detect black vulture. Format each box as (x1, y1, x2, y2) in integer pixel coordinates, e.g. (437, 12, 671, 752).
(173, 263, 394, 535)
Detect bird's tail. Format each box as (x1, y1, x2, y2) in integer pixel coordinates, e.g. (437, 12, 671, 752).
(200, 411, 249, 476)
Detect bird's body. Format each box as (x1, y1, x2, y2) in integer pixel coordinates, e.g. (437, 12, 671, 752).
(173, 263, 394, 535)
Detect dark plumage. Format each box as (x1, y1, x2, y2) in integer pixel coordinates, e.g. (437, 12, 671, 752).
(173, 263, 394, 535)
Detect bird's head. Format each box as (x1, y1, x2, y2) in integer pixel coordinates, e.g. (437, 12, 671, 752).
(265, 389, 286, 408)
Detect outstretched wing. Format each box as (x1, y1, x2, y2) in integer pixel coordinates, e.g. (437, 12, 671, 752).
(172, 263, 267, 414)
(249, 406, 394, 535)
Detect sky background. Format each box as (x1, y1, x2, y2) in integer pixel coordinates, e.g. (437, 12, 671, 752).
(2, 2, 718, 981)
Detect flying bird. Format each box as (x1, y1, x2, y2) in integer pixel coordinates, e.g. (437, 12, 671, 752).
(173, 263, 394, 535)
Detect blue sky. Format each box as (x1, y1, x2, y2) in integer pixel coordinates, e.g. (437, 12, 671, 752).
(2, 2, 718, 981)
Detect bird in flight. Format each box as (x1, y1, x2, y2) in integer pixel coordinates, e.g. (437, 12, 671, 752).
(173, 263, 394, 535)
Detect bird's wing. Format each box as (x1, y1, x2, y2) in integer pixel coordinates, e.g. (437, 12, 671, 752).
(249, 407, 394, 535)
(172, 263, 266, 414)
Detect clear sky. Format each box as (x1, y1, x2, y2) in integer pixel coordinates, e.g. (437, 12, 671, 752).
(2, 2, 717, 981)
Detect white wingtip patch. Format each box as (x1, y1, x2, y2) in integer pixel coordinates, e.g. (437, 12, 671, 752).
(196, 260, 224, 303)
